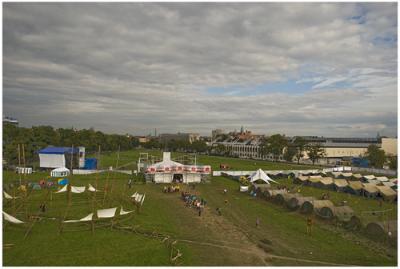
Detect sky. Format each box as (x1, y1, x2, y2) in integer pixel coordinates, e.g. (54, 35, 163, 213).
(2, 2, 398, 137)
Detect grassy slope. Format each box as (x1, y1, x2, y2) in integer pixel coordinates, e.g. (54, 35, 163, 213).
(2, 152, 397, 266)
(197, 176, 396, 266)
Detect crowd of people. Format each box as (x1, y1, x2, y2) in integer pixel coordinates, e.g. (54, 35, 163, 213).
(181, 191, 207, 216)
(163, 185, 180, 193)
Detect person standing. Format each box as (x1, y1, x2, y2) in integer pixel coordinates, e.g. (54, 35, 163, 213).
(128, 179, 132, 189)
(256, 217, 260, 228)
(307, 217, 313, 236)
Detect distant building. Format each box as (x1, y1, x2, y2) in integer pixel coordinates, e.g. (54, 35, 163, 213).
(381, 137, 397, 156)
(137, 136, 151, 143)
(211, 129, 224, 140)
(3, 116, 18, 125)
(211, 131, 398, 165)
(159, 132, 200, 144)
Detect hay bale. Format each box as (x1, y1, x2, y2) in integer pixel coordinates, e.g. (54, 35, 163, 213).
(287, 196, 314, 210)
(365, 220, 397, 241)
(301, 200, 334, 214)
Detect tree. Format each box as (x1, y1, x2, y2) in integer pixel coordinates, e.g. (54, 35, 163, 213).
(365, 145, 386, 168)
(387, 155, 397, 170)
(261, 134, 287, 161)
(283, 142, 297, 162)
(306, 143, 325, 165)
(214, 144, 226, 155)
(293, 137, 308, 164)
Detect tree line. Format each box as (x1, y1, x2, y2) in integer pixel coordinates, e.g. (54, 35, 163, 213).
(3, 123, 139, 166)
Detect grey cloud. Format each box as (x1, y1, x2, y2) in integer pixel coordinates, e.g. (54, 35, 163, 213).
(3, 3, 397, 137)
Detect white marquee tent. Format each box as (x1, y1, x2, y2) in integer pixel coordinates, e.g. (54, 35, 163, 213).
(249, 169, 278, 184)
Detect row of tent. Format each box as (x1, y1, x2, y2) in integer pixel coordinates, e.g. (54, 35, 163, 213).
(251, 186, 397, 241)
(55, 184, 100, 193)
(294, 175, 397, 202)
(252, 187, 360, 228)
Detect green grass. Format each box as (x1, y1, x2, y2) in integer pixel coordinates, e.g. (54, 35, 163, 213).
(91, 149, 321, 171)
(2, 155, 397, 266)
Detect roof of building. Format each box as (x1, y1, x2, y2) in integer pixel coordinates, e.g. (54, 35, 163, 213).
(38, 147, 79, 154)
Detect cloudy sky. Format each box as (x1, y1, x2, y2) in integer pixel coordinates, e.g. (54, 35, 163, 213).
(3, 2, 398, 137)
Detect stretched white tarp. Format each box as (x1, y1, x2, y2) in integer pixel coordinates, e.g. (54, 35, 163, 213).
(55, 184, 68, 193)
(131, 192, 138, 198)
(135, 194, 143, 203)
(97, 207, 117, 219)
(249, 169, 278, 184)
(141, 194, 146, 206)
(64, 213, 94, 223)
(120, 207, 134, 216)
(71, 186, 86, 193)
(3, 211, 24, 224)
(88, 184, 100, 192)
(4, 191, 18, 199)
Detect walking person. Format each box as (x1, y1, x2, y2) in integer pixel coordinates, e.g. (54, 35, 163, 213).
(306, 217, 313, 236)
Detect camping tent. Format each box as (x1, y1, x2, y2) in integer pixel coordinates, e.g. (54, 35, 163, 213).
(376, 176, 389, 183)
(307, 176, 322, 186)
(340, 173, 353, 179)
(334, 179, 348, 192)
(352, 174, 363, 180)
(287, 196, 314, 210)
(317, 177, 334, 189)
(318, 205, 354, 222)
(365, 220, 397, 242)
(294, 175, 308, 184)
(362, 175, 375, 182)
(264, 189, 287, 199)
(51, 167, 70, 178)
(275, 193, 301, 205)
(249, 169, 278, 184)
(346, 181, 363, 195)
(376, 185, 397, 202)
(362, 183, 379, 198)
(301, 200, 334, 214)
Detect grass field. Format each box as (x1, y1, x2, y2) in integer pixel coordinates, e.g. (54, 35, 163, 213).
(2, 151, 397, 266)
(94, 149, 320, 171)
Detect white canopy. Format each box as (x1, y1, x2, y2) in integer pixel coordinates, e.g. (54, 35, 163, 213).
(88, 184, 100, 192)
(55, 184, 68, 193)
(249, 169, 278, 184)
(64, 213, 94, 223)
(120, 207, 134, 215)
(4, 191, 18, 199)
(3, 211, 24, 224)
(71, 186, 86, 193)
(97, 207, 117, 219)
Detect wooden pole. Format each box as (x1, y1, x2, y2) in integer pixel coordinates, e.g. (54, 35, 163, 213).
(17, 144, 22, 185)
(22, 144, 26, 182)
(12, 188, 16, 215)
(110, 145, 120, 197)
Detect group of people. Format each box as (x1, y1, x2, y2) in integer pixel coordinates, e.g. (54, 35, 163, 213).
(181, 191, 207, 216)
(163, 185, 180, 193)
